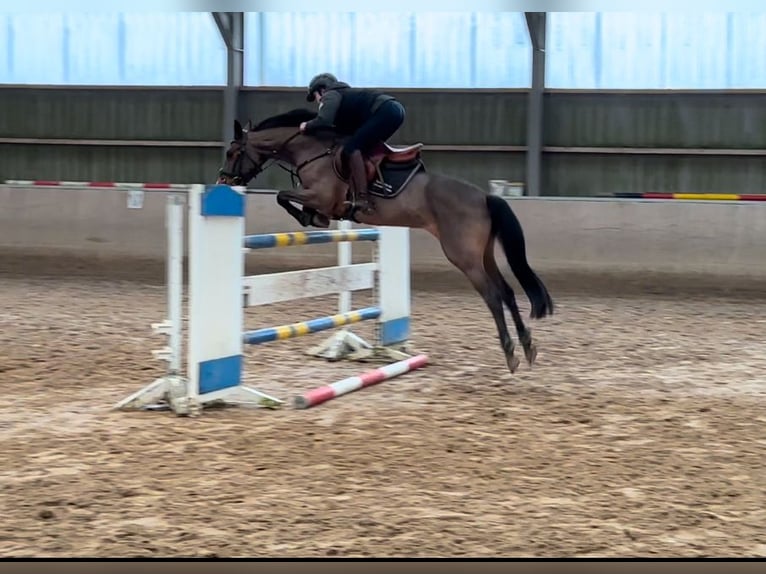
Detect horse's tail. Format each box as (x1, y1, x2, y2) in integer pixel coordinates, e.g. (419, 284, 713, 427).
(486, 194, 554, 319)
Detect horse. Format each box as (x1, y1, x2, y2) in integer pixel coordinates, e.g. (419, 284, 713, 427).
(217, 108, 554, 374)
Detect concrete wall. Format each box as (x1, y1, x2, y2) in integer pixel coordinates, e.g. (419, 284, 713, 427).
(2, 186, 764, 287)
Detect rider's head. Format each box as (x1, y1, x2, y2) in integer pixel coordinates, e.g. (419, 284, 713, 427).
(306, 72, 338, 104)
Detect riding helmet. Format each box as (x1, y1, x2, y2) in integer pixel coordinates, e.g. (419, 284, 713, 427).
(306, 73, 338, 101)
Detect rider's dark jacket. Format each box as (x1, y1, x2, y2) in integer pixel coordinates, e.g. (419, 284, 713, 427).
(302, 80, 394, 137)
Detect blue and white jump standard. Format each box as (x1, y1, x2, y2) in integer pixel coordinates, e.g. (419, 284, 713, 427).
(114, 184, 414, 416)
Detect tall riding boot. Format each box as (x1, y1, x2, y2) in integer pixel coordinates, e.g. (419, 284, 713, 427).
(347, 149, 374, 216)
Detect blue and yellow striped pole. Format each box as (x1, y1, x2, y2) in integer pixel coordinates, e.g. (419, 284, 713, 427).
(242, 307, 381, 345)
(243, 228, 380, 250)
(614, 192, 766, 201)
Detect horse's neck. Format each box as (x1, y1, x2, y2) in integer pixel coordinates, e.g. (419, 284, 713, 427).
(252, 129, 333, 167)
(249, 129, 294, 155)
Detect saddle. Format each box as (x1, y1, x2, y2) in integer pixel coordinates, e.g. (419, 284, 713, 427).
(334, 141, 424, 184)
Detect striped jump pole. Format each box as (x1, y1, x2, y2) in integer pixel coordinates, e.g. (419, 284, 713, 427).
(3, 179, 193, 211)
(243, 228, 380, 249)
(243, 307, 381, 345)
(3, 179, 190, 189)
(613, 192, 766, 201)
(293, 354, 430, 409)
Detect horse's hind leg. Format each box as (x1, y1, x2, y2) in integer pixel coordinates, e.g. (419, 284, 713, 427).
(436, 223, 520, 374)
(483, 243, 537, 366)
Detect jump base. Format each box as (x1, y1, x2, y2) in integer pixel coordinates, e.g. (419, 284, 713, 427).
(113, 376, 285, 416)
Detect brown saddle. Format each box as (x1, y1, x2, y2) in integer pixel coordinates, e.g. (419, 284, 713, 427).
(334, 141, 424, 183)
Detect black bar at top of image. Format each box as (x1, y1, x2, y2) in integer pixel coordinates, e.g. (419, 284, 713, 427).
(0, 558, 765, 574)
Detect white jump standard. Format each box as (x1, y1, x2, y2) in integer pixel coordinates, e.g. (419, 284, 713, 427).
(114, 185, 282, 415)
(114, 183, 418, 416)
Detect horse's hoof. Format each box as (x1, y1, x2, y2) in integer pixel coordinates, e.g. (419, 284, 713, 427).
(524, 343, 537, 366)
(507, 353, 520, 374)
(311, 214, 330, 228)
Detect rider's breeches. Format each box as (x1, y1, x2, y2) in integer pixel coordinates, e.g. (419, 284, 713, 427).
(342, 100, 406, 159)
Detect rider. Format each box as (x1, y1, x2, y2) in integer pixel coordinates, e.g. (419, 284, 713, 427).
(299, 73, 406, 218)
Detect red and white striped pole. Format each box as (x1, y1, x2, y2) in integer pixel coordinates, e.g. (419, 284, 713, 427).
(4, 179, 190, 189)
(293, 354, 429, 409)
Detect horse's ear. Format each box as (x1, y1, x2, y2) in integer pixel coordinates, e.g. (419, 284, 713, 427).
(244, 119, 253, 132)
(234, 120, 243, 140)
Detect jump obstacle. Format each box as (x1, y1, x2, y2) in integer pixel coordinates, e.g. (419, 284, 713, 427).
(294, 354, 430, 409)
(612, 192, 766, 201)
(4, 179, 191, 189)
(100, 183, 429, 416)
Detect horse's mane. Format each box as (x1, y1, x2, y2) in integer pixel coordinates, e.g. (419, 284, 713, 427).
(252, 108, 319, 131)
(249, 108, 342, 146)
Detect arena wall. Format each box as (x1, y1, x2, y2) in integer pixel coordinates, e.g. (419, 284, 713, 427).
(2, 186, 764, 296)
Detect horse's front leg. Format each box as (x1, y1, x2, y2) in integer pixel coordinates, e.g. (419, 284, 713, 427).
(276, 190, 330, 228)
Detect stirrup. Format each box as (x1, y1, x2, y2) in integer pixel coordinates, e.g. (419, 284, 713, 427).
(340, 200, 356, 221)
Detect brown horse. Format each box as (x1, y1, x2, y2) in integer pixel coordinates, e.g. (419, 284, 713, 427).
(217, 109, 554, 374)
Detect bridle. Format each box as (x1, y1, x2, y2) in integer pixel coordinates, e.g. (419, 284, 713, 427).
(217, 139, 263, 185)
(218, 129, 339, 188)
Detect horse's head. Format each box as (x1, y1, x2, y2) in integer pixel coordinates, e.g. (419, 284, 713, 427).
(217, 109, 324, 186)
(217, 120, 265, 186)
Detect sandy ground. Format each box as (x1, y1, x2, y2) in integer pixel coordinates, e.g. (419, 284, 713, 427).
(0, 255, 764, 558)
